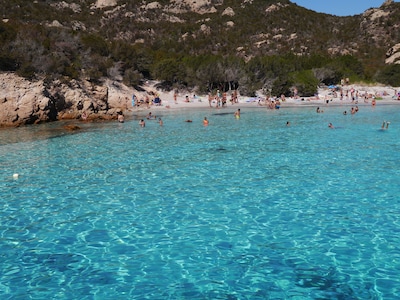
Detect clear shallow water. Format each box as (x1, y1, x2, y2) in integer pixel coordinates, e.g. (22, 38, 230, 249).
(1, 105, 400, 299)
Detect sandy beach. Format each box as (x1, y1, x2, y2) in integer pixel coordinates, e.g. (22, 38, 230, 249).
(126, 82, 400, 115)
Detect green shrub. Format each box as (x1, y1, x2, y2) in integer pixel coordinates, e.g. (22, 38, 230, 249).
(375, 64, 400, 87)
(0, 54, 17, 71)
(271, 75, 294, 97)
(290, 70, 319, 97)
(123, 68, 144, 87)
(81, 34, 109, 57)
(16, 63, 36, 79)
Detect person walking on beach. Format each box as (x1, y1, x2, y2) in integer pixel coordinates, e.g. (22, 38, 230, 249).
(145, 95, 150, 108)
(131, 94, 136, 108)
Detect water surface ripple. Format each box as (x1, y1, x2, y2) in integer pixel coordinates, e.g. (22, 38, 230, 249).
(1, 106, 399, 299)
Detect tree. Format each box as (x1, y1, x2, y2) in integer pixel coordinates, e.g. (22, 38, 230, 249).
(151, 58, 183, 83)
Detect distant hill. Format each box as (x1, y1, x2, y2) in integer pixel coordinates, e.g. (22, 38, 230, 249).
(1, 0, 400, 94)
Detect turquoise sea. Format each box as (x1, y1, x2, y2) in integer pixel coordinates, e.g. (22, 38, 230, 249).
(1, 104, 400, 299)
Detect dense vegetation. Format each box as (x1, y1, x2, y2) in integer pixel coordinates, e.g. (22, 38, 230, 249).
(0, 0, 399, 96)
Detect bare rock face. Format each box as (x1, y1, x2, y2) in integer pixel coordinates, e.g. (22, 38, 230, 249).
(92, 0, 118, 9)
(265, 3, 288, 14)
(386, 43, 400, 64)
(222, 7, 235, 17)
(0, 73, 133, 127)
(0, 74, 52, 126)
(383, 0, 394, 6)
(360, 4, 396, 47)
(167, 0, 219, 14)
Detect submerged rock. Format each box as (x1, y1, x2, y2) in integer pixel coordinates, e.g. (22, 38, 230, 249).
(64, 124, 81, 131)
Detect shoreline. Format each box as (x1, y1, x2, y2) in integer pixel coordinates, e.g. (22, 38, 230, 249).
(2, 74, 399, 127)
(125, 93, 400, 117)
(124, 82, 400, 116)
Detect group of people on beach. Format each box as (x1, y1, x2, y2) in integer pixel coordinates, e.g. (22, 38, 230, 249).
(326, 85, 400, 104)
(131, 92, 162, 109)
(116, 79, 396, 130)
(258, 95, 282, 109)
(206, 90, 239, 108)
(131, 89, 243, 109)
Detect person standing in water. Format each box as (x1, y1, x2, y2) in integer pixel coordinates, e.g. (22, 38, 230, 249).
(234, 109, 241, 119)
(381, 121, 390, 130)
(117, 112, 124, 123)
(203, 117, 209, 126)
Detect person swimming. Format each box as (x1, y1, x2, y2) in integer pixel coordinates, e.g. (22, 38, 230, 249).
(146, 112, 156, 119)
(328, 123, 334, 129)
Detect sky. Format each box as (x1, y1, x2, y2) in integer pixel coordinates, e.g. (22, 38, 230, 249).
(291, 0, 397, 16)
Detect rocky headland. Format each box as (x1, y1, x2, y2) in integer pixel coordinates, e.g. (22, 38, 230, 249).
(0, 73, 132, 127)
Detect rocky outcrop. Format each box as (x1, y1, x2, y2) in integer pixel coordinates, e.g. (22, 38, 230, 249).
(383, 0, 394, 6)
(50, 1, 82, 13)
(360, 2, 399, 47)
(386, 43, 400, 64)
(92, 0, 118, 9)
(265, 3, 288, 14)
(0, 73, 133, 127)
(222, 7, 235, 17)
(167, 0, 219, 14)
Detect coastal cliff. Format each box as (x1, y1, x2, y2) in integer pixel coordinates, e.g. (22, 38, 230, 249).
(0, 73, 132, 127)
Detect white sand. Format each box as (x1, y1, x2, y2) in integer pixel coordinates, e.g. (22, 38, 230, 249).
(125, 82, 400, 114)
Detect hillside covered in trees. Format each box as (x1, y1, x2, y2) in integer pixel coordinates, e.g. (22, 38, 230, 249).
(1, 0, 400, 97)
